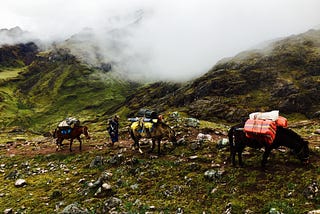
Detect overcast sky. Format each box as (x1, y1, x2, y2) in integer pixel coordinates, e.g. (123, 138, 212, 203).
(1, 0, 320, 81)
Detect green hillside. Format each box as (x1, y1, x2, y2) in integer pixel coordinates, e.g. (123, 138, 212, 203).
(0, 45, 139, 132)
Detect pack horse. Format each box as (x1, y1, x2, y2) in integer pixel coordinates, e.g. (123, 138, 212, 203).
(228, 111, 309, 167)
(53, 117, 90, 152)
(129, 109, 177, 155)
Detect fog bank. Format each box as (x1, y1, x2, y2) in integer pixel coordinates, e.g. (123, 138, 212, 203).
(1, 0, 320, 81)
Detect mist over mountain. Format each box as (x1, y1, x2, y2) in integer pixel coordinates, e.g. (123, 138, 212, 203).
(2, 0, 320, 82)
(0, 26, 38, 46)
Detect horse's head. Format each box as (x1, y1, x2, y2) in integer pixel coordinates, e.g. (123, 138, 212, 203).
(83, 126, 91, 139)
(277, 127, 310, 165)
(166, 124, 177, 143)
(159, 122, 176, 143)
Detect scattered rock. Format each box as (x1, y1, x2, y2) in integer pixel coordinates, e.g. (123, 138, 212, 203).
(185, 118, 200, 127)
(90, 156, 104, 168)
(3, 208, 13, 214)
(60, 202, 89, 214)
(107, 154, 124, 165)
(15, 179, 27, 187)
(308, 210, 320, 214)
(303, 180, 319, 199)
(217, 138, 229, 149)
(196, 133, 212, 142)
(204, 169, 224, 181)
(269, 207, 281, 214)
(102, 197, 122, 213)
(176, 207, 184, 214)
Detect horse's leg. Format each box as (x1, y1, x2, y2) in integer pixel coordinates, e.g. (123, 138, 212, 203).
(56, 138, 63, 151)
(228, 127, 237, 166)
(231, 147, 236, 166)
(230, 140, 237, 166)
(237, 145, 246, 167)
(69, 139, 74, 152)
(132, 138, 143, 154)
(261, 147, 272, 167)
(157, 139, 161, 156)
(149, 139, 155, 153)
(135, 139, 143, 154)
(77, 136, 82, 151)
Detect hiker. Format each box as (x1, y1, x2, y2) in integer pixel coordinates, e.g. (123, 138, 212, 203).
(107, 115, 120, 146)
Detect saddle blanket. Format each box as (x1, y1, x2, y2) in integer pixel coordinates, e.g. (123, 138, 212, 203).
(244, 119, 277, 144)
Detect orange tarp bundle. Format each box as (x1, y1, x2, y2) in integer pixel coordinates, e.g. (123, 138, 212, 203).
(275, 116, 288, 128)
(244, 119, 277, 144)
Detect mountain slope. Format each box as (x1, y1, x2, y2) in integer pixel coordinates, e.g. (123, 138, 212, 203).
(0, 44, 139, 131)
(123, 29, 320, 122)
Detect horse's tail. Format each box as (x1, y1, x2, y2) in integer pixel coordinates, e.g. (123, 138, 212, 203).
(53, 128, 58, 138)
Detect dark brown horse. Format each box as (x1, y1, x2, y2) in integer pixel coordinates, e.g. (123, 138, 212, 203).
(129, 120, 177, 155)
(228, 124, 309, 167)
(53, 126, 90, 152)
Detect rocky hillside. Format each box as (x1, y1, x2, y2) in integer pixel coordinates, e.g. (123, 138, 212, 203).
(124, 29, 320, 122)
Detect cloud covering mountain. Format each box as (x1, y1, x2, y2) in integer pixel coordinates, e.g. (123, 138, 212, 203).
(1, 0, 320, 81)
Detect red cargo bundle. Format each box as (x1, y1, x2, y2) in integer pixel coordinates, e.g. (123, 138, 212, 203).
(244, 119, 277, 144)
(275, 116, 288, 128)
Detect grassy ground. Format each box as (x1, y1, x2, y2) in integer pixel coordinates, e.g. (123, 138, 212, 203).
(0, 118, 319, 213)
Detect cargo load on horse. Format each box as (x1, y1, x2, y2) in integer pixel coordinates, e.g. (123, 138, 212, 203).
(128, 109, 163, 135)
(244, 110, 288, 145)
(58, 117, 80, 128)
(137, 108, 159, 119)
(128, 109, 161, 123)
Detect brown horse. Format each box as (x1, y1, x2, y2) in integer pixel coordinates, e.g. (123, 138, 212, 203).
(129, 120, 177, 155)
(53, 126, 90, 152)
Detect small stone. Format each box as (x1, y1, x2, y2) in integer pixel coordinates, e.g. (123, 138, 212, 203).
(15, 179, 27, 187)
(4, 208, 13, 214)
(102, 183, 112, 190)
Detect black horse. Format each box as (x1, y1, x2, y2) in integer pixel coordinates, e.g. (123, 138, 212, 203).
(228, 124, 309, 167)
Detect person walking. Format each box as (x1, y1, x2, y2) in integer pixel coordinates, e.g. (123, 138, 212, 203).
(107, 115, 120, 146)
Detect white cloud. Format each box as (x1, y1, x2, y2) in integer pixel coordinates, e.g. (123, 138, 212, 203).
(1, 0, 320, 81)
